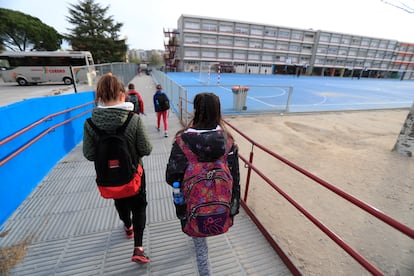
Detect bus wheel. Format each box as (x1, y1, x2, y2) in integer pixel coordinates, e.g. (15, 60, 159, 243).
(17, 78, 28, 86)
(63, 77, 73, 85)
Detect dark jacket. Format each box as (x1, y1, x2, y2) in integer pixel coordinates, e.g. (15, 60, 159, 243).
(166, 127, 240, 213)
(153, 90, 169, 112)
(83, 106, 152, 167)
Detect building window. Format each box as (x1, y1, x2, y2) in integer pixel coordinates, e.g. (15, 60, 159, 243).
(327, 47, 338, 54)
(218, 37, 232, 46)
(342, 37, 351, 44)
(358, 50, 368, 57)
(263, 42, 274, 49)
(300, 57, 310, 63)
(202, 22, 217, 32)
(361, 39, 370, 46)
(388, 42, 397, 49)
(379, 41, 388, 48)
(305, 33, 314, 40)
(364, 61, 372, 67)
(234, 52, 246, 59)
(326, 58, 336, 65)
(235, 25, 249, 34)
(264, 29, 277, 36)
(279, 30, 290, 38)
(339, 48, 347, 55)
(219, 25, 233, 33)
(351, 38, 361, 45)
(317, 47, 327, 54)
(184, 50, 199, 57)
(320, 34, 330, 42)
(262, 55, 273, 61)
(302, 45, 312, 52)
(291, 32, 302, 40)
(248, 53, 260, 60)
(288, 56, 298, 63)
(234, 39, 248, 47)
(249, 40, 262, 48)
(201, 50, 216, 58)
(218, 51, 232, 58)
(202, 36, 217, 45)
(289, 44, 300, 52)
(184, 36, 200, 44)
(331, 36, 340, 43)
(349, 49, 357, 56)
(251, 28, 263, 36)
(277, 43, 288, 50)
(184, 21, 200, 29)
(370, 40, 379, 47)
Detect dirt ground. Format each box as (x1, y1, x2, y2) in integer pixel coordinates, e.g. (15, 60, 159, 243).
(226, 109, 414, 276)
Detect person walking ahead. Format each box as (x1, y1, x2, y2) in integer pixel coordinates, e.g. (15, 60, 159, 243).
(153, 84, 170, 137)
(126, 83, 145, 115)
(83, 74, 153, 263)
(166, 92, 241, 276)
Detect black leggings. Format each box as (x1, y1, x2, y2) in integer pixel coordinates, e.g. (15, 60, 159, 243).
(114, 171, 147, 247)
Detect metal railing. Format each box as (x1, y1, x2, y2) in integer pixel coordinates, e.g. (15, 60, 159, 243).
(0, 102, 94, 166)
(224, 120, 413, 275)
(71, 62, 138, 93)
(167, 80, 414, 275)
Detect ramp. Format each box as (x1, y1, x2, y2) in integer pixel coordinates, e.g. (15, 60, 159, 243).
(0, 75, 292, 275)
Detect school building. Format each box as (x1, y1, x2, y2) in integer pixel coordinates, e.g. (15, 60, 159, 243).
(163, 14, 414, 80)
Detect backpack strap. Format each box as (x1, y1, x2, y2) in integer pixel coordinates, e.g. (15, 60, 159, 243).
(87, 118, 103, 136)
(87, 112, 134, 136)
(116, 112, 134, 134)
(175, 135, 197, 162)
(175, 131, 234, 162)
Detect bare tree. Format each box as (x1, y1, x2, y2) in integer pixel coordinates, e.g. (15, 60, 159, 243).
(392, 103, 414, 156)
(381, 0, 414, 13)
(381, 0, 414, 156)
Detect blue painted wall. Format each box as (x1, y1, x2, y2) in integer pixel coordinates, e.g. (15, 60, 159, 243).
(0, 92, 95, 226)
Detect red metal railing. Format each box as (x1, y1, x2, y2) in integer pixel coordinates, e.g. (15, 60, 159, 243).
(224, 119, 414, 275)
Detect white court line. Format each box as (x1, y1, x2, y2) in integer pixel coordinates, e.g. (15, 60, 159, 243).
(290, 101, 412, 107)
(221, 86, 287, 108)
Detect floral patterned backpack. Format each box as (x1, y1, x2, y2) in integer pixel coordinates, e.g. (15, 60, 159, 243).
(175, 133, 234, 237)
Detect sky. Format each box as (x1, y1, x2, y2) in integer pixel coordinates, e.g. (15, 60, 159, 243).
(1, 0, 413, 50)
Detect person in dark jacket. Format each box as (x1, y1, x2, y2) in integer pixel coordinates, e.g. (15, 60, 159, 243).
(83, 74, 152, 263)
(153, 84, 170, 137)
(166, 92, 240, 276)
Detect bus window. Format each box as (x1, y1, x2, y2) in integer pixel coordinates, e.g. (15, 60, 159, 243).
(0, 58, 10, 70)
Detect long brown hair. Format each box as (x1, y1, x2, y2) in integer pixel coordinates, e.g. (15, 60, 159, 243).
(177, 92, 231, 137)
(95, 74, 125, 103)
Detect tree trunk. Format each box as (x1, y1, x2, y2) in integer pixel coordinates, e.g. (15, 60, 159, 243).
(392, 103, 414, 157)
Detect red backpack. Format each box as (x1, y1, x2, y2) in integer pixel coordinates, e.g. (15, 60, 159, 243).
(176, 133, 234, 237)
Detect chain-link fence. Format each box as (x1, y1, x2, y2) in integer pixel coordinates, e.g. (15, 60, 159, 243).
(71, 62, 138, 93)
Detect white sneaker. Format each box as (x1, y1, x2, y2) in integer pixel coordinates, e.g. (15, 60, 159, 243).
(164, 132, 168, 137)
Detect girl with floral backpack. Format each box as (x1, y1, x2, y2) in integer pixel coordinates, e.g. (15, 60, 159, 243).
(166, 92, 240, 276)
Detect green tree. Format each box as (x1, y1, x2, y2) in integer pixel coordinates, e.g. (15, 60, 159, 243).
(65, 0, 127, 63)
(0, 8, 62, 51)
(149, 52, 163, 67)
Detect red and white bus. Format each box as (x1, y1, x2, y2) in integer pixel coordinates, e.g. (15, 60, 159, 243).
(0, 51, 94, 85)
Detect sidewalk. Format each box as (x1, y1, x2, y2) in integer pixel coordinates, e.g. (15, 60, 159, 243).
(0, 75, 291, 275)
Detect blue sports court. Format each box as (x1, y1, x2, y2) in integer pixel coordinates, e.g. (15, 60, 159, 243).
(166, 73, 414, 113)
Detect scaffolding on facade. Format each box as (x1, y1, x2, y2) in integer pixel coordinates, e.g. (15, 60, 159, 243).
(163, 28, 180, 72)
